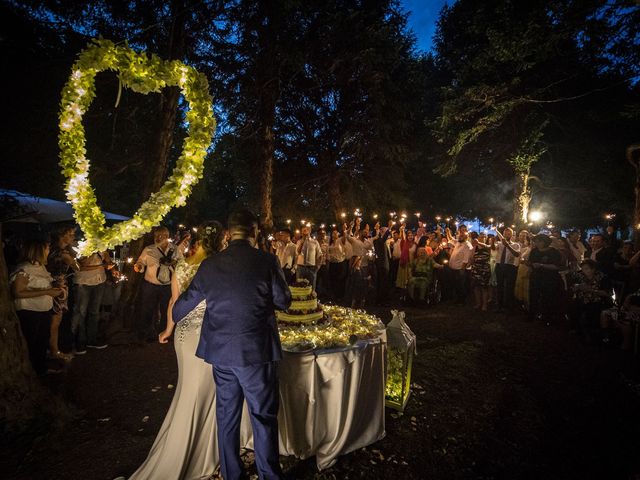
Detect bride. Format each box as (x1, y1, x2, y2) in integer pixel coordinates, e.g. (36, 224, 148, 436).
(126, 221, 250, 480)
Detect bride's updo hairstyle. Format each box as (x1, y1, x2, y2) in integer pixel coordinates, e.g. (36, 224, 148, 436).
(196, 220, 225, 256)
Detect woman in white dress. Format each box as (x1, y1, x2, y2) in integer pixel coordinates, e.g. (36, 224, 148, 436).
(128, 221, 226, 480)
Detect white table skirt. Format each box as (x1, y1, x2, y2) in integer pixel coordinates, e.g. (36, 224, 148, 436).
(239, 331, 387, 470)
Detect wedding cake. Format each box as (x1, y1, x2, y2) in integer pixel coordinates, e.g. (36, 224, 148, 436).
(276, 279, 325, 324)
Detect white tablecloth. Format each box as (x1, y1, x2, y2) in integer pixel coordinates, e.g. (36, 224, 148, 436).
(240, 331, 387, 470)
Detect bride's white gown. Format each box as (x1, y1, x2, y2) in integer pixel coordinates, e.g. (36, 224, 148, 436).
(129, 259, 252, 480)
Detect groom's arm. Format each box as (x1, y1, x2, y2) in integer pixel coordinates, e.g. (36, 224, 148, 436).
(172, 267, 206, 323)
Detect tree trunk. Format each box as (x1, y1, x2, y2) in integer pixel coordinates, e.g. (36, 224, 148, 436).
(258, 112, 276, 229)
(255, 1, 280, 229)
(328, 169, 343, 221)
(513, 171, 531, 227)
(0, 232, 67, 431)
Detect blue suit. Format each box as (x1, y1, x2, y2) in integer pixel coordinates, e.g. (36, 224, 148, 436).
(172, 239, 291, 480)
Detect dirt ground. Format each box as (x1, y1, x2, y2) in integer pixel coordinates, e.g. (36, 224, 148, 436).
(4, 303, 640, 480)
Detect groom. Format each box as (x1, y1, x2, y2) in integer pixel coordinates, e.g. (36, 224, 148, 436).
(172, 209, 291, 480)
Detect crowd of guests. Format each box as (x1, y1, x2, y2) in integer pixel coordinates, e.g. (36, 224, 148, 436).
(270, 218, 640, 351)
(6, 215, 639, 376)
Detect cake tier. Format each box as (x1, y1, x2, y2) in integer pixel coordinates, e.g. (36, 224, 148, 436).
(276, 310, 324, 324)
(289, 297, 318, 311)
(290, 285, 312, 298)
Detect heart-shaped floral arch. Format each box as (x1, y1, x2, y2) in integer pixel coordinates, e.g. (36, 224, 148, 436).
(58, 39, 215, 256)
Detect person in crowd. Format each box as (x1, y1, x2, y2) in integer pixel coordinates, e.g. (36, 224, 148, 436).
(470, 232, 492, 311)
(605, 224, 620, 251)
(514, 230, 531, 310)
(71, 246, 113, 353)
(11, 238, 65, 375)
(296, 224, 322, 290)
(347, 254, 370, 308)
(431, 231, 450, 303)
(395, 225, 416, 300)
(316, 228, 330, 297)
(612, 240, 639, 300)
(389, 229, 401, 290)
(494, 227, 521, 311)
(46, 225, 78, 361)
(600, 288, 640, 350)
(488, 233, 498, 304)
(567, 230, 587, 271)
(327, 228, 347, 301)
(445, 225, 474, 304)
(568, 259, 613, 343)
(273, 229, 296, 284)
(373, 222, 392, 305)
(408, 246, 442, 304)
(345, 219, 375, 269)
(528, 234, 565, 324)
(134, 226, 188, 344)
(588, 233, 615, 276)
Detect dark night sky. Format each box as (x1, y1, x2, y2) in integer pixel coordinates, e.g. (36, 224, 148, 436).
(401, 0, 450, 52)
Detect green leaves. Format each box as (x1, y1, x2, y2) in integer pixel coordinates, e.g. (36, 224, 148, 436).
(58, 39, 215, 255)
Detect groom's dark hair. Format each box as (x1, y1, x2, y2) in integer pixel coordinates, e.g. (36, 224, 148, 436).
(228, 208, 258, 235)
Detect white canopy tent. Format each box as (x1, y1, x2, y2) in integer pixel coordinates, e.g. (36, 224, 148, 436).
(0, 189, 129, 224)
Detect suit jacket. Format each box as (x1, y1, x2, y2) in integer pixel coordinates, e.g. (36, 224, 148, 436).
(172, 239, 291, 367)
(373, 229, 391, 272)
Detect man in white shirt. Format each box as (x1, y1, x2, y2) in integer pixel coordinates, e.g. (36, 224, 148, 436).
(494, 227, 521, 311)
(71, 250, 112, 353)
(447, 225, 474, 304)
(274, 229, 297, 284)
(567, 230, 586, 271)
(389, 230, 401, 289)
(296, 226, 322, 290)
(134, 226, 186, 343)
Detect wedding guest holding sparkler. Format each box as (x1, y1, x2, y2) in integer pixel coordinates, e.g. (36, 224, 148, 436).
(273, 229, 297, 284)
(445, 225, 474, 304)
(612, 240, 640, 300)
(134, 227, 188, 344)
(11, 237, 65, 375)
(296, 224, 322, 290)
(395, 224, 416, 301)
(316, 228, 330, 297)
(373, 222, 393, 305)
(327, 228, 348, 301)
(600, 288, 640, 349)
(567, 230, 587, 271)
(528, 234, 564, 324)
(389, 229, 401, 290)
(494, 227, 521, 312)
(470, 232, 491, 311)
(71, 247, 114, 353)
(588, 233, 615, 276)
(408, 246, 442, 304)
(514, 230, 532, 310)
(46, 225, 78, 361)
(568, 259, 613, 343)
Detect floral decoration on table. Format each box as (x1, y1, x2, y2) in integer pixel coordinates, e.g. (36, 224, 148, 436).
(278, 305, 385, 351)
(58, 39, 216, 256)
